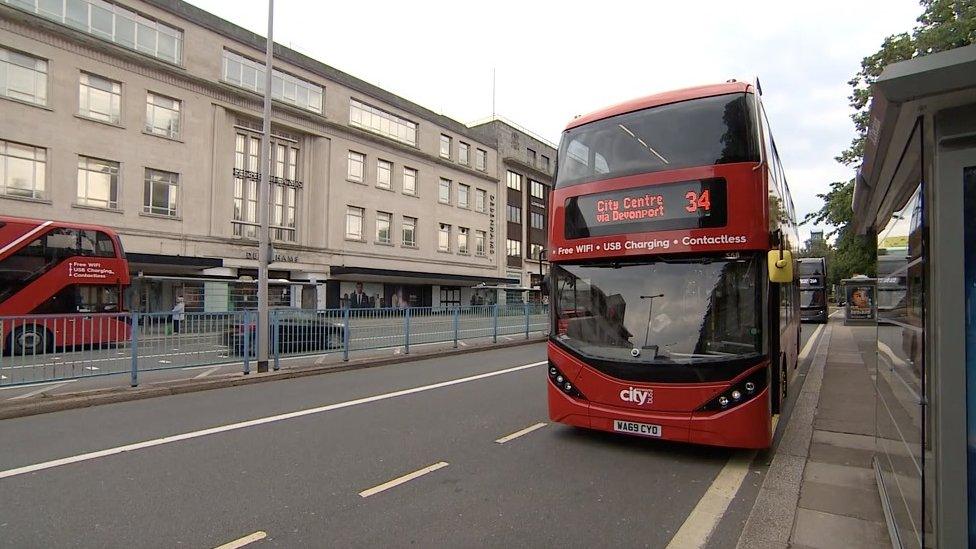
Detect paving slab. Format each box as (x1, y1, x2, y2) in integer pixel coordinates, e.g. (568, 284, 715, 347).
(792, 508, 889, 549)
(809, 441, 875, 469)
(799, 481, 886, 522)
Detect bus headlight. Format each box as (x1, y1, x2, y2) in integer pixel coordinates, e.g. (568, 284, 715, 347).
(698, 367, 768, 412)
(548, 361, 586, 400)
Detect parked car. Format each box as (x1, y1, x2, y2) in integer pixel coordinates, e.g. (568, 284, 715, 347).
(225, 310, 345, 356)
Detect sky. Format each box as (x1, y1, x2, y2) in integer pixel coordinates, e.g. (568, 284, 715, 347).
(187, 0, 923, 243)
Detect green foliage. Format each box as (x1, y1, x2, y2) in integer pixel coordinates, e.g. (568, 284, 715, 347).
(838, 0, 976, 165)
(802, 180, 875, 285)
(805, 1, 976, 284)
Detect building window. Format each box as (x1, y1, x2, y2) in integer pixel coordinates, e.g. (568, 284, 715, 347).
(458, 227, 469, 254)
(145, 92, 181, 139)
(459, 142, 469, 165)
(143, 168, 178, 216)
(0, 47, 47, 106)
(77, 156, 119, 209)
(233, 131, 301, 240)
(8, 0, 184, 63)
(403, 167, 417, 195)
(0, 139, 46, 199)
(402, 216, 416, 246)
(222, 50, 323, 113)
(529, 244, 544, 260)
(438, 223, 451, 252)
(475, 188, 486, 213)
(506, 170, 522, 191)
(527, 148, 537, 164)
(377, 159, 392, 189)
(458, 184, 470, 208)
(541, 155, 550, 171)
(79, 72, 122, 125)
(476, 148, 487, 171)
(349, 98, 417, 147)
(475, 230, 486, 256)
(270, 142, 298, 241)
(376, 211, 391, 244)
(507, 204, 522, 224)
(346, 206, 364, 240)
(530, 180, 545, 199)
(440, 134, 451, 159)
(530, 211, 545, 230)
(439, 178, 451, 204)
(347, 151, 365, 182)
(507, 239, 521, 258)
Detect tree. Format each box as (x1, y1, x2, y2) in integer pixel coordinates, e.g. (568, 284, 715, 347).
(803, 180, 875, 286)
(839, 0, 976, 165)
(805, 0, 976, 283)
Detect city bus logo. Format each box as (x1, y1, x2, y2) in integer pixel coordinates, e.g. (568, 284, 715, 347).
(620, 387, 653, 406)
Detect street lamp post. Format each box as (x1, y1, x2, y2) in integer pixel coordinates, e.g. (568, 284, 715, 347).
(256, 0, 274, 373)
(639, 293, 664, 349)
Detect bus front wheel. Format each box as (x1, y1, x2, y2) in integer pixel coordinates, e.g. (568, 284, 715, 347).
(11, 326, 51, 355)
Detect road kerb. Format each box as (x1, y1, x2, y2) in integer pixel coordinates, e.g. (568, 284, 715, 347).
(735, 324, 833, 549)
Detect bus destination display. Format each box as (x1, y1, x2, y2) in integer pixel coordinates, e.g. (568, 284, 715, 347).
(564, 178, 727, 239)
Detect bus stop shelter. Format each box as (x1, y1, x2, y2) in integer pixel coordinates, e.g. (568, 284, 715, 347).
(853, 44, 976, 548)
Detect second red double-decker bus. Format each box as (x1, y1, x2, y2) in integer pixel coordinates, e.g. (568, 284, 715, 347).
(0, 216, 130, 354)
(546, 81, 799, 449)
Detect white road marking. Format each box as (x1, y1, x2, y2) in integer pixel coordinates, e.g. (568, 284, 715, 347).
(358, 462, 449, 498)
(181, 364, 219, 371)
(0, 361, 546, 480)
(799, 324, 825, 362)
(458, 341, 467, 347)
(665, 451, 757, 549)
(83, 366, 99, 371)
(213, 530, 267, 549)
(158, 360, 172, 364)
(8, 380, 77, 400)
(193, 366, 222, 379)
(0, 375, 7, 380)
(829, 309, 843, 319)
(495, 422, 547, 444)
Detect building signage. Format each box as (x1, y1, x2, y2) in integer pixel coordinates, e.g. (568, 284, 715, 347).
(488, 193, 496, 254)
(67, 260, 116, 281)
(564, 179, 728, 239)
(244, 251, 300, 263)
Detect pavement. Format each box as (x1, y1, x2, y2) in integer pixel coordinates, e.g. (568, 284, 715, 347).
(0, 318, 878, 548)
(736, 310, 891, 549)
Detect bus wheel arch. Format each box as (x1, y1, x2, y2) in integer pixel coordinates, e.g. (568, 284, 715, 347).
(10, 325, 53, 355)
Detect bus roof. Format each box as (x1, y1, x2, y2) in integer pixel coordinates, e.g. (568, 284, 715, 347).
(0, 215, 122, 239)
(564, 81, 754, 131)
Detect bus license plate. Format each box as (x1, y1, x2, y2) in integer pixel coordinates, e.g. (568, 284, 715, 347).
(613, 420, 661, 438)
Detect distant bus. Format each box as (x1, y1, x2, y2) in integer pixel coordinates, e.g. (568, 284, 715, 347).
(798, 257, 828, 323)
(0, 216, 130, 354)
(547, 81, 800, 449)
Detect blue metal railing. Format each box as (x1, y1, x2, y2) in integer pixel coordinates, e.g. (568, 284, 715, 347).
(0, 304, 548, 388)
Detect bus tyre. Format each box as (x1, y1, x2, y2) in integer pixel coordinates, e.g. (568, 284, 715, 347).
(12, 326, 50, 355)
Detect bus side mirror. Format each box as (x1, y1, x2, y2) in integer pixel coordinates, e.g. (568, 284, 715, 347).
(768, 249, 794, 284)
(540, 274, 550, 296)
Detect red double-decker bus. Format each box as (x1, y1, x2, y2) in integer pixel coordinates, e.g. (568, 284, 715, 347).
(546, 81, 799, 449)
(0, 216, 130, 354)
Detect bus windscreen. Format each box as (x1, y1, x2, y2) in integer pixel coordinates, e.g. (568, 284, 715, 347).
(555, 93, 758, 188)
(564, 178, 727, 239)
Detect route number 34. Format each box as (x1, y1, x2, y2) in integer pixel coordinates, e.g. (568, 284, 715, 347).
(684, 190, 711, 213)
